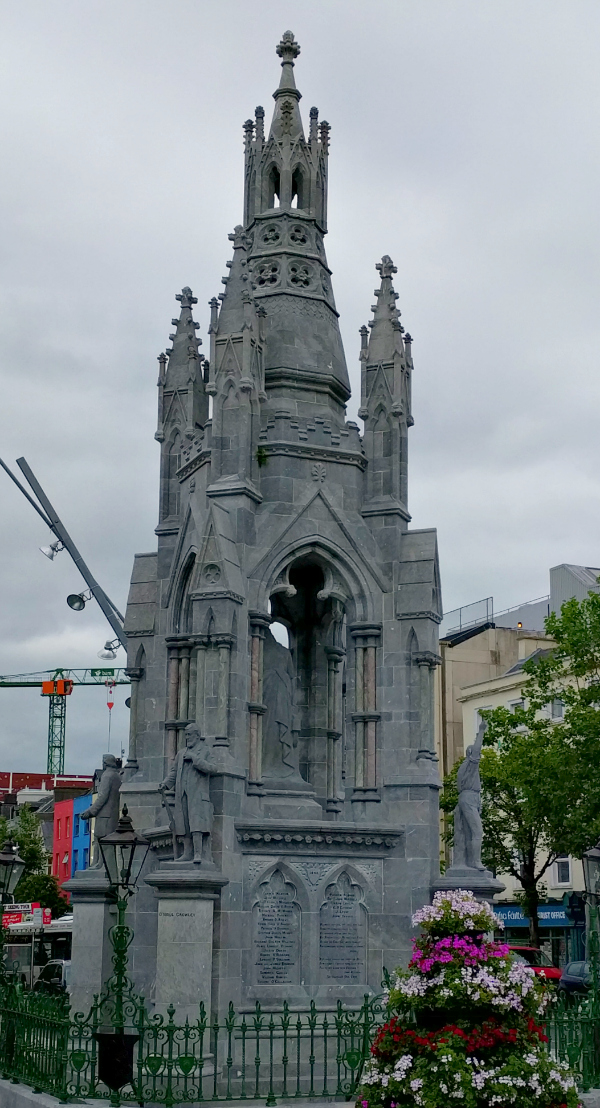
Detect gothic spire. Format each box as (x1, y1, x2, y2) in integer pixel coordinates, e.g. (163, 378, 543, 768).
(365, 256, 405, 365)
(269, 31, 304, 142)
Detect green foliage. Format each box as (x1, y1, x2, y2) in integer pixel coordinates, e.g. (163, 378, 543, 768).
(13, 873, 69, 918)
(441, 586, 600, 945)
(0, 806, 47, 876)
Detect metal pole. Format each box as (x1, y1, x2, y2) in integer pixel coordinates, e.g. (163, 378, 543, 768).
(14, 458, 127, 648)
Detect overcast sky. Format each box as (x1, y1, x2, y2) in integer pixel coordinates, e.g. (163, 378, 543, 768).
(0, 1, 599, 773)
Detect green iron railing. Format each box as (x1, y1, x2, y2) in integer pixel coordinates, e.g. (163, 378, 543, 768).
(0, 988, 384, 1105)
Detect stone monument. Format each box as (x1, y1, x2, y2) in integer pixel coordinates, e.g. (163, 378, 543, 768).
(434, 720, 504, 901)
(80, 753, 122, 865)
(159, 723, 217, 863)
(68, 29, 444, 1016)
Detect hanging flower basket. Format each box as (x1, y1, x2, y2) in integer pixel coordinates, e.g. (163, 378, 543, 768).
(356, 890, 581, 1108)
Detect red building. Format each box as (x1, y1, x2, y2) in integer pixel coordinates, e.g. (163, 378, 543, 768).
(53, 797, 74, 892)
(0, 772, 92, 798)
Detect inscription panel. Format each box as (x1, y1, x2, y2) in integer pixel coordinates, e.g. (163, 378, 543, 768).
(319, 873, 366, 985)
(253, 870, 301, 986)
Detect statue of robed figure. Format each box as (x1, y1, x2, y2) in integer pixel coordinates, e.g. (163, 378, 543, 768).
(159, 724, 218, 864)
(453, 719, 487, 871)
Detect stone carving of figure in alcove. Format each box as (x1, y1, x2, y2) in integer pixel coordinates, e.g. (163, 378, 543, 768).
(262, 628, 307, 788)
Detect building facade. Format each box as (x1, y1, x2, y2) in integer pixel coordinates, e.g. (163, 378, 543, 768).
(67, 31, 443, 1016)
(458, 637, 585, 966)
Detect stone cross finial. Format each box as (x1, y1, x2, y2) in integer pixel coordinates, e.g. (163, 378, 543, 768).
(375, 256, 398, 280)
(176, 287, 198, 308)
(276, 30, 301, 63)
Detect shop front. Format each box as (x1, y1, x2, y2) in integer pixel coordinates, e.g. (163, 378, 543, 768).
(493, 901, 586, 966)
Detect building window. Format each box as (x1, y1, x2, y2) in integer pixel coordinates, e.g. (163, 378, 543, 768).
(83, 848, 89, 870)
(74, 815, 79, 837)
(551, 699, 564, 719)
(66, 816, 70, 838)
(72, 851, 78, 874)
(555, 855, 571, 886)
(509, 699, 525, 713)
(56, 819, 61, 840)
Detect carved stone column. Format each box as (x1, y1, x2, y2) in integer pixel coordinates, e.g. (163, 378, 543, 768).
(325, 646, 344, 813)
(165, 638, 180, 766)
(177, 640, 193, 724)
(194, 636, 209, 734)
(213, 633, 234, 749)
(123, 666, 144, 777)
(350, 623, 382, 804)
(247, 612, 270, 795)
(414, 650, 441, 774)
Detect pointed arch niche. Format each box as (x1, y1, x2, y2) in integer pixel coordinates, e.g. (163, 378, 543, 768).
(259, 551, 347, 813)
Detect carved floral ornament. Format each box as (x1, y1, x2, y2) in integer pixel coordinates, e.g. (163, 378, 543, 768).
(236, 829, 400, 850)
(250, 257, 318, 292)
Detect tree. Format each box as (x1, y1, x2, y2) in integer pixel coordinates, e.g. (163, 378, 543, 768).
(0, 805, 47, 877)
(441, 588, 600, 947)
(14, 873, 69, 918)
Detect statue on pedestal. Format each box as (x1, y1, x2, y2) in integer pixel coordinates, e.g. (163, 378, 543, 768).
(159, 724, 217, 864)
(80, 753, 122, 866)
(453, 720, 487, 871)
(262, 628, 305, 788)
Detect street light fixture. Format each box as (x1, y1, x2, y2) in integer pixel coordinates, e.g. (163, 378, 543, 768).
(98, 806, 150, 895)
(39, 540, 64, 561)
(98, 640, 121, 661)
(0, 840, 26, 906)
(67, 590, 93, 612)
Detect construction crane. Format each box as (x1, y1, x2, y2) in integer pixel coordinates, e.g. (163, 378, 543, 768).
(0, 668, 130, 774)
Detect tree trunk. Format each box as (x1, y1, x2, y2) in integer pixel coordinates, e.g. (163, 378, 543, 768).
(520, 862, 540, 947)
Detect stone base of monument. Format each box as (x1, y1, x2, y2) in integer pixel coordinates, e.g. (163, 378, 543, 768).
(433, 866, 505, 905)
(62, 867, 115, 1016)
(145, 863, 229, 1022)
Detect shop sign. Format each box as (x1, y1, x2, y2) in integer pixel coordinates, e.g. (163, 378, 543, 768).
(493, 903, 571, 928)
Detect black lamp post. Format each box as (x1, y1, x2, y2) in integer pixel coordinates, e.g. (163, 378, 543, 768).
(583, 840, 600, 907)
(0, 840, 26, 908)
(95, 807, 150, 1104)
(582, 840, 600, 1008)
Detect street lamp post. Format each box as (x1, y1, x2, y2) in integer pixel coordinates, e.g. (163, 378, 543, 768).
(94, 807, 150, 1104)
(582, 840, 600, 1005)
(0, 840, 26, 986)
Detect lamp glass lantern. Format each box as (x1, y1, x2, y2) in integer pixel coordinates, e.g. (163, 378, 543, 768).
(0, 840, 26, 903)
(583, 841, 600, 905)
(98, 806, 150, 892)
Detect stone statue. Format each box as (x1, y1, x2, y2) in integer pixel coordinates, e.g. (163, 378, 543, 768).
(453, 719, 487, 871)
(159, 724, 217, 864)
(80, 753, 122, 866)
(262, 629, 304, 786)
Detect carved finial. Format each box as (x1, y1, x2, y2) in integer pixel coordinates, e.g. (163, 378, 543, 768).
(359, 325, 369, 349)
(319, 120, 330, 151)
(243, 118, 254, 151)
(309, 106, 319, 142)
(375, 256, 397, 280)
(276, 30, 301, 64)
(404, 332, 412, 345)
(176, 286, 198, 308)
(255, 106, 265, 141)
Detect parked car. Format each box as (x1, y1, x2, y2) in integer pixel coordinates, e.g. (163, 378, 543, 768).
(559, 960, 592, 994)
(508, 945, 562, 983)
(32, 959, 70, 996)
